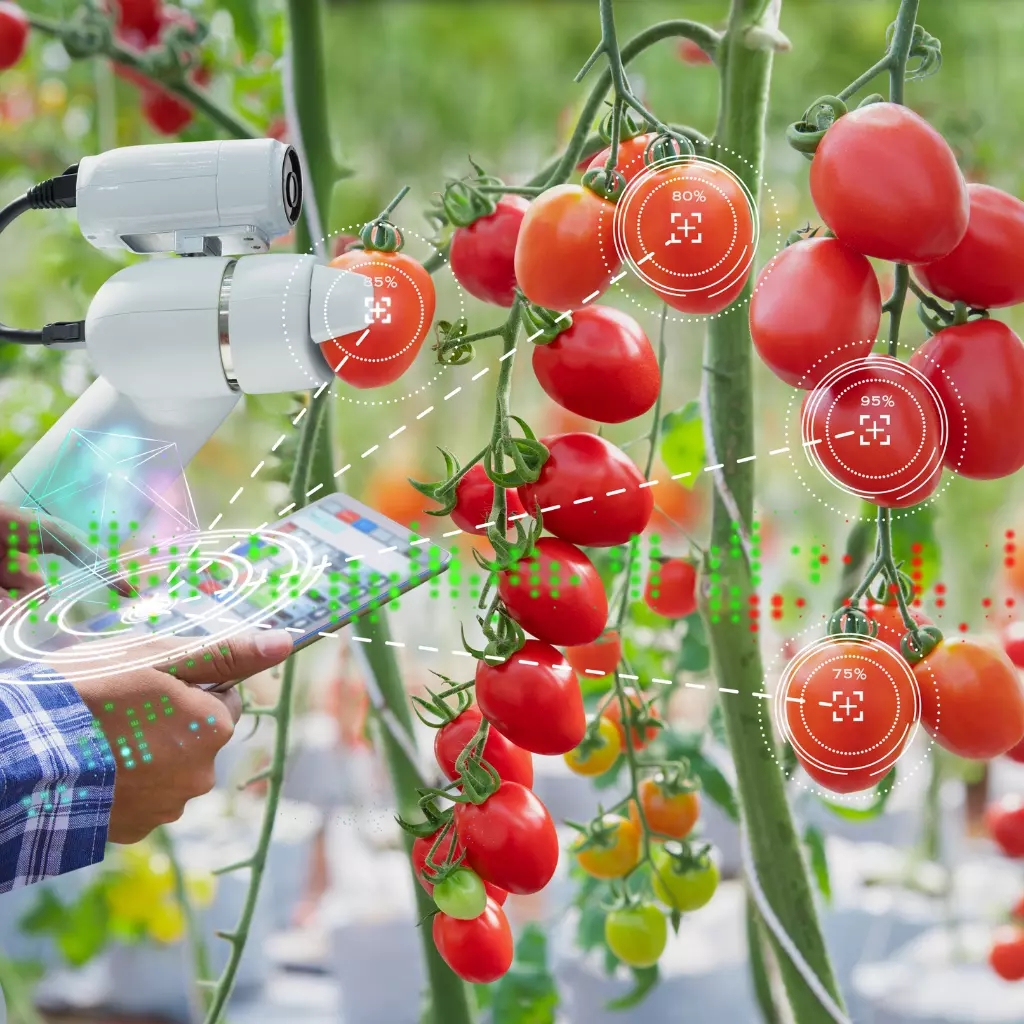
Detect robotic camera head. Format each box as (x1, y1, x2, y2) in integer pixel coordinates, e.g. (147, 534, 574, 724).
(75, 138, 302, 257)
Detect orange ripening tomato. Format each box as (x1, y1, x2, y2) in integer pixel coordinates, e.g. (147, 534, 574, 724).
(620, 162, 754, 315)
(321, 249, 435, 388)
(914, 636, 1024, 760)
(564, 630, 622, 679)
(363, 467, 427, 528)
(573, 814, 642, 879)
(601, 686, 660, 750)
(586, 133, 658, 188)
(514, 184, 620, 311)
(863, 601, 933, 658)
(630, 777, 700, 841)
(784, 637, 918, 794)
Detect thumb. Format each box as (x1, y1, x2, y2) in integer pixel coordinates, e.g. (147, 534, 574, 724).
(156, 630, 294, 687)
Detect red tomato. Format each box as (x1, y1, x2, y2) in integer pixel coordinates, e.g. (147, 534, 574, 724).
(913, 185, 1024, 309)
(989, 925, 1024, 981)
(564, 630, 621, 679)
(1005, 623, 1024, 671)
(986, 796, 1024, 858)
(587, 133, 658, 187)
(518, 433, 652, 547)
(448, 464, 525, 537)
(810, 104, 968, 263)
(619, 162, 754, 315)
(432, 898, 513, 983)
(601, 686, 660, 750)
(910, 320, 1024, 481)
(475, 639, 586, 755)
(802, 354, 944, 508)
(411, 829, 507, 904)
(784, 638, 918, 794)
(141, 86, 193, 134)
(434, 706, 534, 788)
(644, 559, 698, 619)
(678, 38, 713, 65)
(454, 782, 559, 894)
(450, 196, 529, 307)
(1006, 737, 1024, 764)
(914, 637, 1024, 760)
(0, 2, 29, 69)
(114, 0, 162, 46)
(531, 306, 660, 424)
(514, 184, 620, 311)
(749, 238, 881, 388)
(864, 601, 933, 657)
(322, 250, 436, 389)
(498, 536, 608, 646)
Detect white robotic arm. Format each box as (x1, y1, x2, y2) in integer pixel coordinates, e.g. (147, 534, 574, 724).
(0, 139, 373, 543)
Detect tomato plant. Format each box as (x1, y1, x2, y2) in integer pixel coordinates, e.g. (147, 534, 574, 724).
(433, 705, 534, 789)
(784, 638, 918, 793)
(809, 103, 969, 263)
(631, 776, 700, 841)
(864, 600, 933, 657)
(454, 781, 559, 895)
(601, 686, 660, 750)
(518, 433, 653, 547)
(497, 536, 608, 646)
(913, 184, 1024, 309)
(644, 558, 698, 619)
(914, 637, 1024, 760)
(563, 716, 621, 776)
(750, 237, 881, 388)
(650, 844, 719, 912)
(573, 814, 642, 879)
(604, 903, 668, 968)
(321, 248, 436, 388)
(432, 898, 514, 984)
(910, 319, 1024, 480)
(531, 305, 660, 424)
(514, 184, 620, 311)
(411, 828, 507, 906)
(449, 195, 529, 307)
(474, 639, 586, 755)
(564, 629, 621, 679)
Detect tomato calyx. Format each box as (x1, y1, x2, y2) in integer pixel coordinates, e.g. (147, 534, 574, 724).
(461, 606, 526, 663)
(786, 94, 848, 156)
(442, 179, 498, 229)
(409, 672, 474, 728)
(597, 104, 645, 145)
(566, 810, 629, 855)
(483, 416, 549, 489)
(899, 623, 943, 664)
(359, 186, 410, 252)
(581, 167, 627, 203)
(409, 446, 482, 517)
(520, 298, 571, 345)
(643, 132, 695, 166)
(826, 605, 878, 638)
(433, 318, 475, 367)
(641, 765, 698, 802)
(572, 716, 622, 762)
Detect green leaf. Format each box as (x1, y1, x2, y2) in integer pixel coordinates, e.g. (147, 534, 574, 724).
(54, 884, 110, 967)
(489, 924, 559, 1024)
(818, 767, 895, 821)
(688, 750, 740, 822)
(889, 501, 940, 594)
(802, 824, 832, 904)
(606, 964, 659, 1010)
(18, 888, 66, 935)
(218, 0, 261, 55)
(659, 401, 704, 487)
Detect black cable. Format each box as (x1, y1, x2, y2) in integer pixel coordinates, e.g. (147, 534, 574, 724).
(0, 165, 84, 347)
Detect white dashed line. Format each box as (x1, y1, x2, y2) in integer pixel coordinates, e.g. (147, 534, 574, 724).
(229, 488, 244, 505)
(389, 426, 406, 439)
(334, 464, 351, 477)
(361, 445, 379, 458)
(251, 462, 265, 478)
(417, 406, 434, 419)
(471, 367, 490, 381)
(306, 483, 323, 498)
(769, 447, 789, 455)
(444, 387, 461, 400)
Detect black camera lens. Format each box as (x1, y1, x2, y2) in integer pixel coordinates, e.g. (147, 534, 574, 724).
(282, 147, 302, 224)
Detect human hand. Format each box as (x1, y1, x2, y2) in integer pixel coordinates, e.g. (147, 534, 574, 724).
(59, 629, 293, 844)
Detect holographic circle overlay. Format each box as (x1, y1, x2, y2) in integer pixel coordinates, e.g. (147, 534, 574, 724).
(0, 527, 326, 683)
(611, 154, 761, 320)
(770, 633, 930, 798)
(303, 225, 464, 408)
(784, 354, 956, 522)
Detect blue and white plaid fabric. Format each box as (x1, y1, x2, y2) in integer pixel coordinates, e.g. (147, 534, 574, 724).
(0, 661, 115, 893)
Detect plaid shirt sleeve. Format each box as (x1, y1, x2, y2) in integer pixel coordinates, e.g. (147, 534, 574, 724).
(0, 661, 115, 893)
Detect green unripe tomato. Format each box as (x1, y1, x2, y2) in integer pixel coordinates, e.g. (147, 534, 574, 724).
(604, 903, 667, 968)
(650, 844, 719, 912)
(432, 867, 487, 920)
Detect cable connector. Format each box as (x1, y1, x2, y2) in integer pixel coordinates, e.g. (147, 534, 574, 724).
(25, 165, 79, 210)
(41, 320, 85, 347)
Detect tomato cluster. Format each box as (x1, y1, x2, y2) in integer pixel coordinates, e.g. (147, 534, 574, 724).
(751, 101, 1024, 504)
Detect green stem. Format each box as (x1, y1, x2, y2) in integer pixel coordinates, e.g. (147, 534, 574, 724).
(837, 55, 891, 101)
(152, 825, 214, 1017)
(746, 896, 783, 1024)
(702, 1, 844, 1020)
(888, 0, 920, 105)
(361, 616, 475, 1024)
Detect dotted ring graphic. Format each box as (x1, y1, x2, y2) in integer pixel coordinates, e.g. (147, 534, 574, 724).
(279, 225, 466, 408)
(783, 346, 968, 522)
(601, 146, 779, 323)
(0, 527, 326, 683)
(761, 630, 936, 802)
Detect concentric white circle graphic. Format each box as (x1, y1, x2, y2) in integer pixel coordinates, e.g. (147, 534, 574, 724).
(0, 527, 326, 683)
